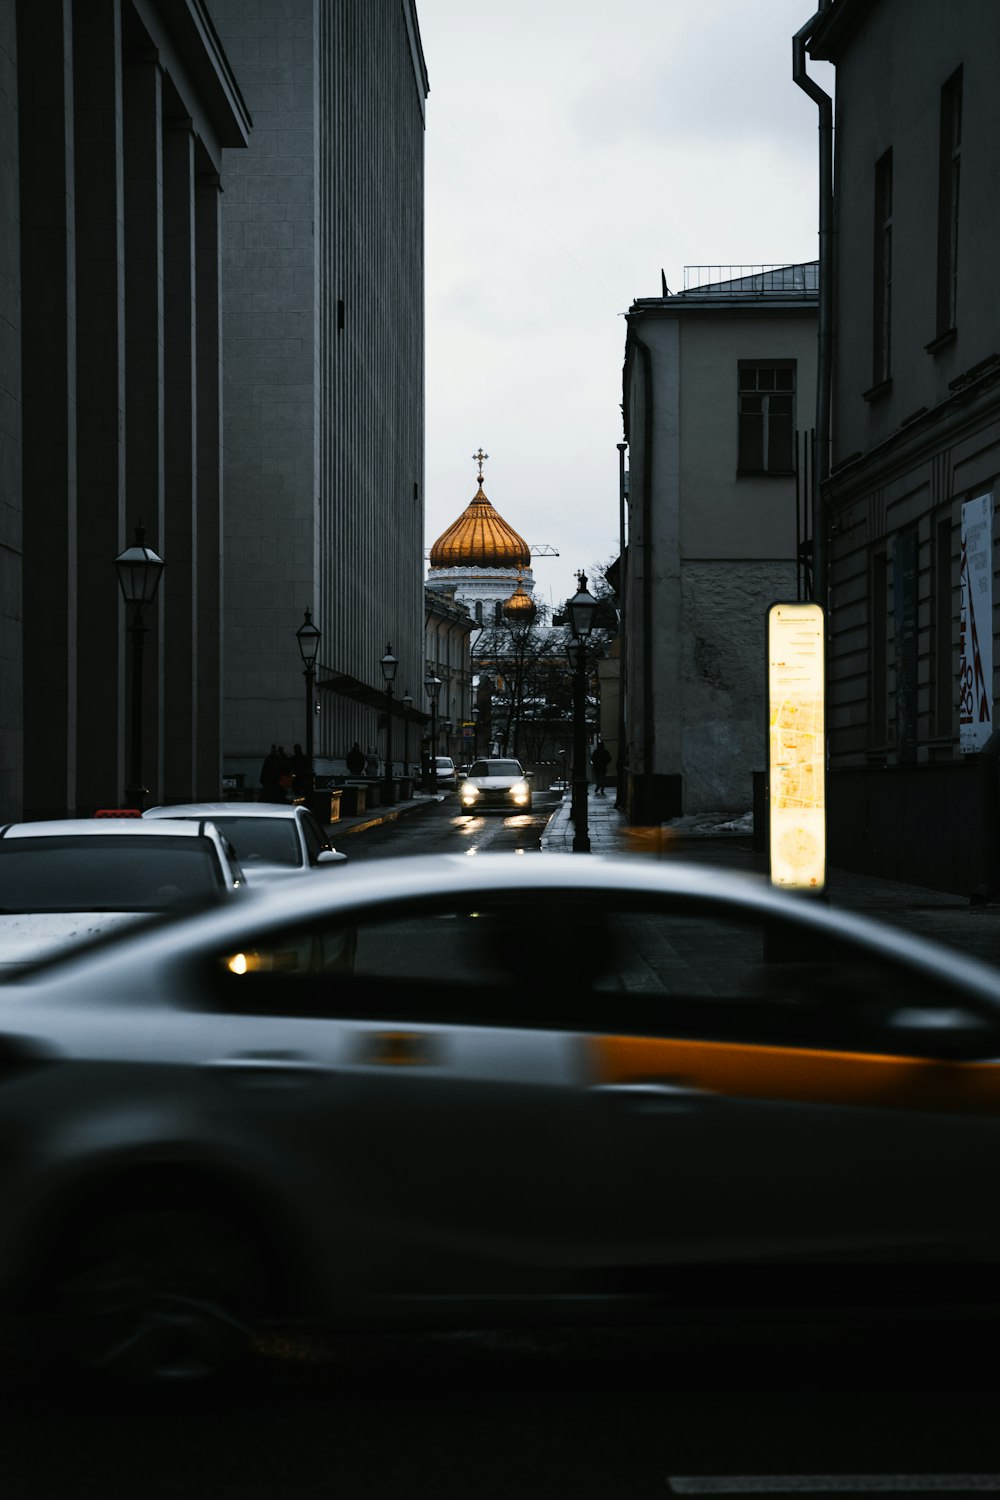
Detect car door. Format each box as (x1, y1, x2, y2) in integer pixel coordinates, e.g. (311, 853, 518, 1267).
(180, 898, 594, 1291)
(559, 892, 1000, 1271)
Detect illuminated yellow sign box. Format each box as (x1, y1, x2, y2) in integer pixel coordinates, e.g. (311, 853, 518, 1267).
(767, 602, 826, 892)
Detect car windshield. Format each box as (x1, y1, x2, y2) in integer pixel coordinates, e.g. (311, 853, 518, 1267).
(0, 836, 225, 912)
(469, 761, 522, 777)
(194, 817, 301, 868)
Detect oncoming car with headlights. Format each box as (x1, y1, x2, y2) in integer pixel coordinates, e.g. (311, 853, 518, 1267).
(459, 758, 533, 813)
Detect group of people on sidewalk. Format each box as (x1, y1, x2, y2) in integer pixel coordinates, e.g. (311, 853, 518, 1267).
(258, 744, 309, 802)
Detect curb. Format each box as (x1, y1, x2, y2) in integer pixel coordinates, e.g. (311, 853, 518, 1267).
(328, 794, 445, 839)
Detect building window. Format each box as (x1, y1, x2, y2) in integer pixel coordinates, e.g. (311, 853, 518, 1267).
(737, 362, 795, 474)
(873, 149, 893, 385)
(933, 514, 953, 737)
(936, 68, 962, 337)
(870, 549, 888, 746)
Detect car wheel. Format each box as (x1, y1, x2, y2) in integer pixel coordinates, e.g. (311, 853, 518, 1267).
(46, 1206, 265, 1385)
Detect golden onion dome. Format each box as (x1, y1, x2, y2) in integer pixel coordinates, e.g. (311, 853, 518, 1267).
(429, 449, 531, 571)
(503, 572, 537, 623)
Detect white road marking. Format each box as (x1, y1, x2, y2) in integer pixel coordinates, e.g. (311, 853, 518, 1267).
(668, 1480, 1000, 1495)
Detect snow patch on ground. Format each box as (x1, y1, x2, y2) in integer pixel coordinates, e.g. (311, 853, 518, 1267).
(664, 810, 754, 838)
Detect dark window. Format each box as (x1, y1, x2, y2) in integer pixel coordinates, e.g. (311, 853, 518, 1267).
(933, 515, 954, 737)
(202, 892, 980, 1057)
(873, 150, 893, 384)
(300, 812, 327, 864)
(870, 549, 888, 745)
(737, 363, 794, 474)
(184, 816, 302, 868)
(0, 835, 225, 912)
(937, 68, 962, 337)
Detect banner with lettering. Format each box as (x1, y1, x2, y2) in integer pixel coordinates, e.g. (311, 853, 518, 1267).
(959, 493, 993, 753)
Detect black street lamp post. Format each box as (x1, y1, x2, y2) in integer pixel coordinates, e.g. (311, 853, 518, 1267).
(424, 673, 441, 791)
(472, 706, 480, 760)
(565, 570, 598, 854)
(295, 608, 321, 797)
(380, 644, 398, 805)
(401, 690, 413, 781)
(114, 523, 165, 810)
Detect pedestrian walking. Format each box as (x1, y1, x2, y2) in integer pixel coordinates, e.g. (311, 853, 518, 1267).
(289, 742, 309, 794)
(346, 741, 366, 777)
(591, 740, 611, 796)
(259, 744, 280, 801)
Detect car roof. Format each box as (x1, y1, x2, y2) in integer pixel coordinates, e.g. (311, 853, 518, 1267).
(0, 819, 215, 839)
(13, 850, 1000, 1006)
(144, 803, 304, 821)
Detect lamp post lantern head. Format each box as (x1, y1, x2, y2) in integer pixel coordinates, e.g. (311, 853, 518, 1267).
(295, 607, 321, 671)
(401, 690, 413, 711)
(380, 644, 398, 686)
(114, 523, 164, 618)
(424, 673, 442, 705)
(566, 570, 597, 642)
(565, 635, 582, 673)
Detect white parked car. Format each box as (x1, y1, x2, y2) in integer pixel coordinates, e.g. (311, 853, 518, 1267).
(143, 802, 346, 884)
(0, 818, 245, 971)
(433, 757, 458, 790)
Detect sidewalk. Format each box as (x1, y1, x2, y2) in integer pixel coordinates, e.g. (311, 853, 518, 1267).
(540, 787, 1000, 964)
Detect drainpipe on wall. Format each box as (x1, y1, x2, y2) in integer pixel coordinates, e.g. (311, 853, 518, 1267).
(793, 9, 834, 610)
(632, 329, 656, 824)
(615, 440, 628, 812)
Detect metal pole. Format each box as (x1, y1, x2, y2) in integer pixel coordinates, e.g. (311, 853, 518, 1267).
(304, 665, 315, 792)
(616, 439, 628, 812)
(124, 618, 147, 810)
(430, 703, 438, 791)
(383, 682, 395, 805)
(572, 649, 590, 853)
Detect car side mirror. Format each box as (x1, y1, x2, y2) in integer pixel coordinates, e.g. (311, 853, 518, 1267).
(316, 849, 348, 865)
(524, 771, 534, 778)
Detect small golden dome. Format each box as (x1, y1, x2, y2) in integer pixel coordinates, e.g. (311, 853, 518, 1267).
(429, 449, 531, 571)
(503, 572, 537, 623)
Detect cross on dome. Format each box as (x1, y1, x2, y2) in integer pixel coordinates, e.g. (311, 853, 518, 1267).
(472, 448, 489, 484)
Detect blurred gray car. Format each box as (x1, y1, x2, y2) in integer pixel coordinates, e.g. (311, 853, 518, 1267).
(143, 801, 346, 883)
(3, 852, 1000, 1383)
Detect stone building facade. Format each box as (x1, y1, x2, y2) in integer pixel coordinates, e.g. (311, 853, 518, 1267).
(807, 0, 1000, 893)
(209, 0, 428, 789)
(622, 265, 819, 821)
(1, 0, 250, 820)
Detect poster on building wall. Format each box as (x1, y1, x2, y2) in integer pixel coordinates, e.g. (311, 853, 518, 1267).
(767, 602, 826, 892)
(960, 493, 994, 753)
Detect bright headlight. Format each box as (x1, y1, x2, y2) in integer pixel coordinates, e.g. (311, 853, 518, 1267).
(460, 782, 479, 802)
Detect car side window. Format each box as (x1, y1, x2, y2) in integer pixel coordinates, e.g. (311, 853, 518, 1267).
(197, 892, 994, 1056)
(300, 812, 327, 864)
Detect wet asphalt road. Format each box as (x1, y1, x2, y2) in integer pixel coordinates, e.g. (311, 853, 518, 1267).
(340, 788, 560, 861)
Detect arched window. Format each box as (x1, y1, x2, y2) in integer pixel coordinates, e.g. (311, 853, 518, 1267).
(475, 600, 483, 624)
(494, 599, 503, 623)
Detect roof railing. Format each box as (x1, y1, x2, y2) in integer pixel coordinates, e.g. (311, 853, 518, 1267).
(681, 263, 819, 295)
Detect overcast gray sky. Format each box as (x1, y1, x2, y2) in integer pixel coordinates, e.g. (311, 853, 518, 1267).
(417, 0, 834, 613)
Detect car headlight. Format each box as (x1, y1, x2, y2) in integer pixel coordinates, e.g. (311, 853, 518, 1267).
(460, 782, 479, 802)
(511, 781, 530, 803)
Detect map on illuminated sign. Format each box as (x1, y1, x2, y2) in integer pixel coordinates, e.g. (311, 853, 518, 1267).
(767, 602, 826, 892)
